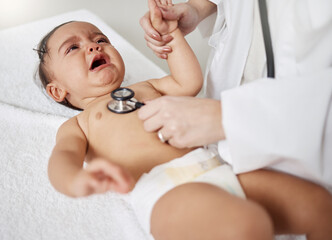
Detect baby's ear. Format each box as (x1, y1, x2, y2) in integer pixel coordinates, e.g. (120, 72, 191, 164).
(46, 82, 67, 102)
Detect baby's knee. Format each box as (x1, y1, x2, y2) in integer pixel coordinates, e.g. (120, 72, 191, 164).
(305, 187, 332, 235)
(151, 182, 274, 240)
(233, 200, 274, 240)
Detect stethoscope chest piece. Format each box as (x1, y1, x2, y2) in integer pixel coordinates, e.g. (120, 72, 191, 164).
(107, 87, 145, 114)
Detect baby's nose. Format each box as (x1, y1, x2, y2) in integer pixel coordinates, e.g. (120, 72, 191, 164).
(87, 43, 101, 53)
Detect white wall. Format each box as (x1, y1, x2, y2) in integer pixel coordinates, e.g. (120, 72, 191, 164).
(0, 0, 210, 73)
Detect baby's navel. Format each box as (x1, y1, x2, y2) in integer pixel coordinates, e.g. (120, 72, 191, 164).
(95, 112, 102, 120)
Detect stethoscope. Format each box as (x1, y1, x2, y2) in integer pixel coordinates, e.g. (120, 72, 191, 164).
(108, 0, 275, 114)
(259, 0, 275, 78)
(107, 87, 145, 114)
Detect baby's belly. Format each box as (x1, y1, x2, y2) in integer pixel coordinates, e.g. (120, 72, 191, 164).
(86, 108, 193, 180)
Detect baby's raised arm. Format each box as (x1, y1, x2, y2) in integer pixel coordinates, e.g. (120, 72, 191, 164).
(48, 117, 133, 197)
(147, 0, 203, 97)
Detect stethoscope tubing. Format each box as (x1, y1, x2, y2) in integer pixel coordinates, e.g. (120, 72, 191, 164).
(258, 0, 275, 78)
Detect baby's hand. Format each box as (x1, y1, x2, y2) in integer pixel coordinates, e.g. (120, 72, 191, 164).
(149, 0, 177, 35)
(69, 159, 135, 197)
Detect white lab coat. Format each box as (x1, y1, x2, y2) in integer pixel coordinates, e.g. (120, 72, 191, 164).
(204, 0, 332, 187)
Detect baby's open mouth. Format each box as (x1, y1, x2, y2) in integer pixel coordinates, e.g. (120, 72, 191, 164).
(91, 59, 106, 69)
(90, 54, 110, 71)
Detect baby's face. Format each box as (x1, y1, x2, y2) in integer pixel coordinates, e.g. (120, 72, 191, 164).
(46, 22, 125, 108)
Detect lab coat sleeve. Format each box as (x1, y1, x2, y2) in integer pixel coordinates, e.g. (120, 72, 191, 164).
(221, 68, 332, 187)
(197, 0, 220, 38)
(197, 12, 217, 38)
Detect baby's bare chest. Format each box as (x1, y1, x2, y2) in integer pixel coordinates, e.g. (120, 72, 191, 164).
(78, 86, 191, 178)
(81, 86, 163, 160)
(86, 98, 153, 154)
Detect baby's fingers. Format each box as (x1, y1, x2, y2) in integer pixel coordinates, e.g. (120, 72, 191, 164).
(87, 160, 135, 193)
(70, 172, 100, 197)
(157, 0, 172, 7)
(90, 177, 113, 194)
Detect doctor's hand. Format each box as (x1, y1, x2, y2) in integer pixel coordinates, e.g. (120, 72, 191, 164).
(148, 0, 178, 36)
(140, 1, 201, 59)
(138, 96, 225, 148)
(68, 159, 135, 197)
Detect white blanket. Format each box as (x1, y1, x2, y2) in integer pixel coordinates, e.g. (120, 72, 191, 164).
(0, 9, 307, 240)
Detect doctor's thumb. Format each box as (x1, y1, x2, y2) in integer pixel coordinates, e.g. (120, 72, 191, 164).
(137, 101, 152, 121)
(159, 4, 184, 21)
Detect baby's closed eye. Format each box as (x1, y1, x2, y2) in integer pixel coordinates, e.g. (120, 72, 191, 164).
(66, 44, 79, 54)
(96, 38, 109, 44)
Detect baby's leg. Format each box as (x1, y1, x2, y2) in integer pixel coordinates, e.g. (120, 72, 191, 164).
(238, 170, 332, 240)
(151, 182, 273, 240)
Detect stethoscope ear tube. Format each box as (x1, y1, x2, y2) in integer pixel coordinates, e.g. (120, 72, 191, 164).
(258, 0, 275, 78)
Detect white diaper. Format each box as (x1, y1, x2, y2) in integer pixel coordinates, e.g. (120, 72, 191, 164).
(129, 148, 246, 236)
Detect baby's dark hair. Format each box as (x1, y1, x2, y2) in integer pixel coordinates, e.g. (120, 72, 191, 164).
(34, 21, 82, 111)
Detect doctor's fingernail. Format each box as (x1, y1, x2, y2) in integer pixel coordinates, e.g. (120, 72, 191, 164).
(152, 33, 160, 39)
(163, 47, 171, 52)
(164, 35, 173, 42)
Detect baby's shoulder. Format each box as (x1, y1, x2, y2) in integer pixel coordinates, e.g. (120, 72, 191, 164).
(58, 115, 81, 132)
(57, 114, 88, 140)
(128, 81, 162, 102)
(60, 116, 80, 129)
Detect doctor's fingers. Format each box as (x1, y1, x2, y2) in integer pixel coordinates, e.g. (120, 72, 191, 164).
(140, 96, 189, 121)
(144, 32, 173, 47)
(146, 40, 172, 59)
(140, 14, 173, 58)
(138, 98, 175, 131)
(140, 12, 162, 41)
(141, 111, 165, 132)
(140, 11, 174, 44)
(159, 122, 190, 148)
(138, 98, 162, 121)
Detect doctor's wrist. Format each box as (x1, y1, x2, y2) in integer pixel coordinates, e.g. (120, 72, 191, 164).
(195, 98, 225, 146)
(209, 99, 225, 142)
(187, 0, 217, 23)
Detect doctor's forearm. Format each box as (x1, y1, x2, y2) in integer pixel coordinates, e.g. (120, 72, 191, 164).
(188, 0, 217, 23)
(198, 98, 226, 145)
